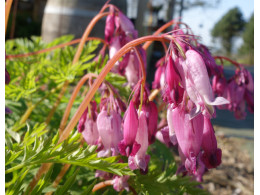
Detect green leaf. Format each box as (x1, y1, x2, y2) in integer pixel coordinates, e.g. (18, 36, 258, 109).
(25, 165, 54, 195)
(54, 169, 80, 195)
(79, 179, 97, 195)
(5, 168, 29, 195)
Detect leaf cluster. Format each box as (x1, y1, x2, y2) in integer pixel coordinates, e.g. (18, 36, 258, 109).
(6, 123, 133, 194)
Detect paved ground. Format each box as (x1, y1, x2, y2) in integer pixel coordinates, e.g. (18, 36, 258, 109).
(212, 107, 254, 161)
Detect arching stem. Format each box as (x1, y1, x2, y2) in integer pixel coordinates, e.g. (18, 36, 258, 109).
(143, 20, 176, 50)
(214, 56, 240, 68)
(59, 73, 98, 134)
(92, 180, 113, 192)
(5, 0, 13, 35)
(133, 47, 146, 112)
(59, 35, 169, 144)
(6, 37, 106, 59)
(45, 12, 110, 126)
(72, 12, 110, 64)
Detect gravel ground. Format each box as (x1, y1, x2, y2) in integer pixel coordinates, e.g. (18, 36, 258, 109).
(202, 133, 254, 195)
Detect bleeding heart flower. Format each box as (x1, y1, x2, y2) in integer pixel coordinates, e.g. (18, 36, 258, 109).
(201, 116, 222, 169)
(118, 101, 139, 156)
(141, 101, 158, 144)
(77, 101, 99, 146)
(128, 111, 150, 172)
(184, 49, 229, 118)
(97, 109, 122, 156)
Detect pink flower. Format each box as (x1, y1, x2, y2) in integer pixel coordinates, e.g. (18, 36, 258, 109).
(212, 67, 227, 96)
(117, 12, 138, 39)
(155, 126, 177, 147)
(201, 116, 222, 169)
(106, 8, 140, 78)
(105, 11, 115, 43)
(226, 79, 247, 119)
(152, 57, 166, 89)
(128, 111, 150, 172)
(245, 90, 254, 113)
(113, 176, 130, 192)
(77, 101, 99, 146)
(162, 56, 184, 106)
(167, 104, 206, 179)
(82, 118, 99, 146)
(125, 52, 140, 86)
(141, 101, 158, 144)
(197, 43, 220, 77)
(118, 101, 139, 156)
(96, 109, 123, 156)
(167, 105, 204, 159)
(184, 50, 229, 118)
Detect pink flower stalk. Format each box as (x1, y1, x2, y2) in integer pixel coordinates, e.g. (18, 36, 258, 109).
(128, 111, 150, 172)
(96, 109, 123, 156)
(171, 29, 189, 56)
(184, 49, 229, 118)
(118, 101, 139, 156)
(201, 116, 222, 169)
(141, 101, 158, 144)
(77, 101, 99, 145)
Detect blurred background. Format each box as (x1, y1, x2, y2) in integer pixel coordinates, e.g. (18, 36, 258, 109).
(6, 0, 254, 194)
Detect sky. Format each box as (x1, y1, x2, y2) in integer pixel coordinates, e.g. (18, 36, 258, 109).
(178, 0, 254, 49)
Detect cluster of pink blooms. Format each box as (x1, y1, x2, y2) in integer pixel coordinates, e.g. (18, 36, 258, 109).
(77, 5, 254, 191)
(212, 65, 254, 119)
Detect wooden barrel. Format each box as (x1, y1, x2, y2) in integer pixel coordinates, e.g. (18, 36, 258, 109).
(41, 0, 126, 42)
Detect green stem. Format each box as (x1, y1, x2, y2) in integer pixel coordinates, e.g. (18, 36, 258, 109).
(5, 164, 24, 174)
(19, 104, 35, 125)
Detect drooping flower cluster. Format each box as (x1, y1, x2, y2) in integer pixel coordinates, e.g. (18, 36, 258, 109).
(76, 4, 254, 192)
(152, 28, 253, 181)
(105, 6, 146, 86)
(212, 65, 254, 119)
(151, 37, 229, 180)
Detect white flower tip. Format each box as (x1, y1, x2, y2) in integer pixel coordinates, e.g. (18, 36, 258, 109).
(205, 96, 230, 106)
